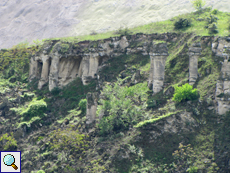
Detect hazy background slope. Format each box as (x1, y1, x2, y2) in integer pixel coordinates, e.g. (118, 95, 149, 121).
(0, 0, 230, 49)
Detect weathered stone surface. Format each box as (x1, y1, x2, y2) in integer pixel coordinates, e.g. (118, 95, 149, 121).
(188, 43, 202, 85)
(213, 38, 230, 115)
(86, 93, 98, 124)
(149, 43, 168, 94)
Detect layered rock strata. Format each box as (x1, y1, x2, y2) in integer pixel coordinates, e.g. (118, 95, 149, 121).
(148, 43, 169, 94)
(213, 37, 230, 115)
(188, 43, 202, 85)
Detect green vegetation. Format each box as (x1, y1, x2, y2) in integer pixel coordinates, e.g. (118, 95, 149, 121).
(20, 98, 47, 121)
(174, 18, 191, 30)
(0, 6, 230, 173)
(0, 132, 17, 151)
(134, 112, 178, 128)
(78, 99, 87, 114)
(36, 170, 45, 173)
(191, 0, 206, 11)
(49, 125, 89, 158)
(97, 79, 149, 136)
(172, 83, 199, 103)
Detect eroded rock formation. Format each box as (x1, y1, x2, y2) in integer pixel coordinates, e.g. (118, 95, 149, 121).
(188, 42, 202, 85)
(213, 37, 230, 115)
(148, 43, 169, 94)
(29, 33, 175, 92)
(86, 92, 99, 125)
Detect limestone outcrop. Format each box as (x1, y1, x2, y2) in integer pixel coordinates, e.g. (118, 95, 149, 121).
(148, 43, 169, 94)
(188, 43, 202, 85)
(29, 33, 176, 92)
(213, 37, 230, 115)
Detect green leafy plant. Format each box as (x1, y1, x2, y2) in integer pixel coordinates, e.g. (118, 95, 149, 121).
(191, 0, 206, 11)
(172, 83, 199, 102)
(0, 132, 17, 151)
(97, 80, 148, 136)
(20, 98, 47, 121)
(174, 18, 191, 30)
(79, 99, 87, 114)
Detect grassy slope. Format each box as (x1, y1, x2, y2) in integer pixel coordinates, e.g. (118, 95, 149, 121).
(0, 7, 230, 173)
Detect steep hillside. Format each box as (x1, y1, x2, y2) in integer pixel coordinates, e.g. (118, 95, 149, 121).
(0, 7, 230, 173)
(1, 0, 230, 49)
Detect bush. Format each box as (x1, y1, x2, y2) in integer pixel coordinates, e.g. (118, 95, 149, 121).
(115, 27, 133, 36)
(97, 80, 148, 136)
(0, 132, 17, 151)
(51, 87, 61, 96)
(20, 98, 47, 121)
(174, 18, 191, 30)
(172, 83, 199, 102)
(79, 99, 87, 114)
(191, 0, 206, 11)
(206, 14, 218, 24)
(212, 9, 218, 14)
(49, 125, 89, 157)
(208, 23, 219, 34)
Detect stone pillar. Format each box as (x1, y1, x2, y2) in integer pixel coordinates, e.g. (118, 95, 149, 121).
(38, 55, 50, 89)
(86, 93, 98, 124)
(149, 43, 169, 94)
(49, 53, 60, 91)
(79, 55, 90, 85)
(213, 39, 230, 115)
(29, 56, 38, 82)
(188, 43, 202, 85)
(89, 53, 99, 78)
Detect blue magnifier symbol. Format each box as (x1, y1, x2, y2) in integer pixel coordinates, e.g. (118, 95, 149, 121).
(3, 154, 18, 170)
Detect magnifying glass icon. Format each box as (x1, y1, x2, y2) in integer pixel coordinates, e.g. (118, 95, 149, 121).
(3, 154, 18, 170)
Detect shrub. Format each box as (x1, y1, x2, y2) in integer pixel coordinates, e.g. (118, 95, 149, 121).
(211, 9, 218, 14)
(191, 0, 206, 11)
(0, 132, 17, 151)
(172, 83, 199, 102)
(115, 27, 132, 36)
(51, 87, 61, 96)
(49, 125, 89, 157)
(206, 14, 218, 24)
(20, 98, 47, 121)
(208, 23, 219, 34)
(97, 80, 148, 136)
(174, 18, 191, 30)
(78, 99, 87, 114)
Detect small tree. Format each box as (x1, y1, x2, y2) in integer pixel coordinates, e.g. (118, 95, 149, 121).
(191, 0, 206, 11)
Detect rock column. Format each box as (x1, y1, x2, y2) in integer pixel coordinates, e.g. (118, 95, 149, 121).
(29, 56, 38, 82)
(213, 38, 230, 115)
(38, 55, 50, 89)
(149, 43, 169, 94)
(86, 93, 98, 124)
(49, 53, 60, 91)
(188, 43, 202, 85)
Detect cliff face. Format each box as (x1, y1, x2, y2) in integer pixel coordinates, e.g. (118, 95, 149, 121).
(30, 33, 230, 118)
